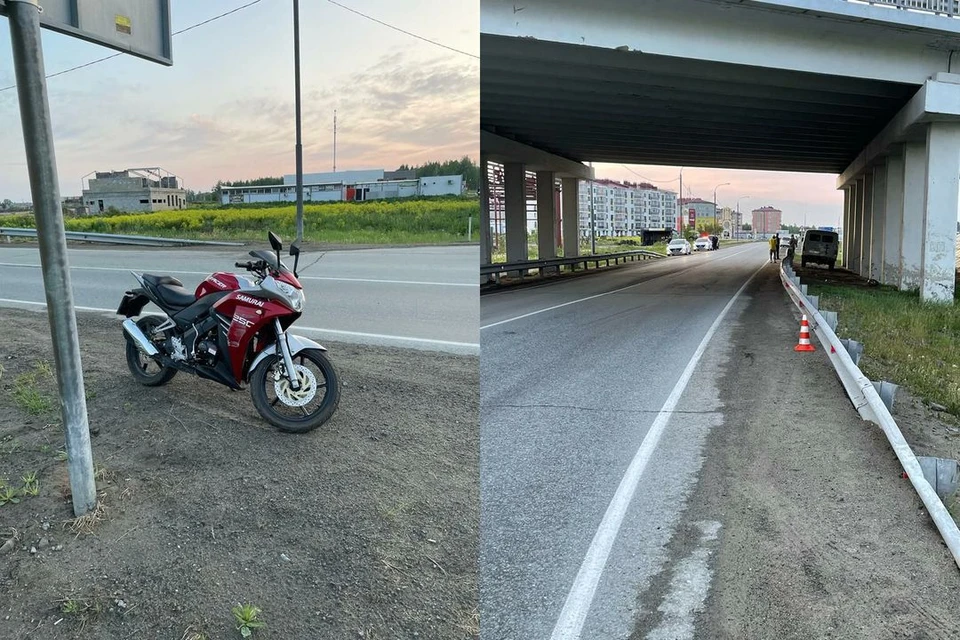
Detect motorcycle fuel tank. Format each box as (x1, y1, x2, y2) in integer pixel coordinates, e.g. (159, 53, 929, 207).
(195, 272, 255, 299)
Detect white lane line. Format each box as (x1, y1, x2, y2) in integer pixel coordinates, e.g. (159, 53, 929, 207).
(0, 298, 479, 352)
(0, 262, 475, 287)
(548, 260, 766, 640)
(481, 245, 758, 330)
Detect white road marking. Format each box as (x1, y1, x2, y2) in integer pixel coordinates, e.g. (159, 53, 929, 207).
(0, 262, 475, 287)
(481, 245, 758, 330)
(549, 260, 766, 640)
(646, 521, 721, 640)
(0, 298, 479, 353)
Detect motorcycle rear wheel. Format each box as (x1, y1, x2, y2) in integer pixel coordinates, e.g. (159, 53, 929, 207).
(250, 349, 341, 433)
(125, 316, 177, 386)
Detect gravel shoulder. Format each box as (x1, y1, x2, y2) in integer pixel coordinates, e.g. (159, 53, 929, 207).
(0, 307, 478, 639)
(673, 267, 960, 639)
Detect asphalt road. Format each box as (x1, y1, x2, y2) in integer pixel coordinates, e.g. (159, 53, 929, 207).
(480, 242, 769, 639)
(0, 243, 479, 354)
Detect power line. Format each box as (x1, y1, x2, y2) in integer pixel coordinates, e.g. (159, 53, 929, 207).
(325, 0, 479, 59)
(0, 0, 267, 93)
(620, 164, 681, 184)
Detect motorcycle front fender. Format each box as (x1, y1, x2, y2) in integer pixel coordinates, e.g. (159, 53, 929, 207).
(246, 333, 326, 381)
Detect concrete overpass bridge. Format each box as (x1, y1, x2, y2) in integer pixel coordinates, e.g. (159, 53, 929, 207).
(480, 0, 960, 301)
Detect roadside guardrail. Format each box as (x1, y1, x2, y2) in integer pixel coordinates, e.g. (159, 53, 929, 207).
(481, 249, 663, 283)
(779, 260, 960, 570)
(0, 227, 244, 247)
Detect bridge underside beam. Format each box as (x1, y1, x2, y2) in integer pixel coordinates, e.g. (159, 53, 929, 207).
(482, 34, 919, 173)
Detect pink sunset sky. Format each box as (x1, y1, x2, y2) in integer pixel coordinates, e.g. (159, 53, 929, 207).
(0, 0, 478, 201)
(594, 163, 846, 229)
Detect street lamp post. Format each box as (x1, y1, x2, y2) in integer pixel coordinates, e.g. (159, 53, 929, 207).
(713, 182, 730, 234)
(677, 167, 684, 234)
(736, 195, 751, 239)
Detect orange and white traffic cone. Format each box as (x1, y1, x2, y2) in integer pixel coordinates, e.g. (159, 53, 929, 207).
(795, 315, 815, 352)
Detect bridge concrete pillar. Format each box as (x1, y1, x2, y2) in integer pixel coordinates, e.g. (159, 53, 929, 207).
(860, 171, 874, 279)
(849, 175, 865, 274)
(504, 163, 528, 265)
(480, 155, 492, 267)
(882, 149, 904, 286)
(536, 171, 557, 261)
(920, 121, 960, 302)
(842, 182, 855, 269)
(870, 164, 886, 281)
(900, 141, 926, 290)
(561, 177, 579, 259)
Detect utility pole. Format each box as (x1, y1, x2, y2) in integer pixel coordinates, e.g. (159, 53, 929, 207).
(333, 109, 337, 172)
(589, 161, 596, 254)
(7, 0, 96, 516)
(293, 0, 304, 243)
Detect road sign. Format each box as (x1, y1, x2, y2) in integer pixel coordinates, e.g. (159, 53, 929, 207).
(688, 207, 696, 227)
(0, 0, 172, 65)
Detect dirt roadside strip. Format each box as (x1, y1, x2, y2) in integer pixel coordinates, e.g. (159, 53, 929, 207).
(0, 308, 478, 639)
(657, 267, 960, 639)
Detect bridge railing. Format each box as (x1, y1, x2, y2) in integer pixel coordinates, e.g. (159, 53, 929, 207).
(855, 0, 959, 17)
(481, 249, 664, 283)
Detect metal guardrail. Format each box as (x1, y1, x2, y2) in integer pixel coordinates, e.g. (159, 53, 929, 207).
(856, 0, 959, 17)
(779, 260, 960, 571)
(0, 228, 244, 247)
(481, 249, 664, 282)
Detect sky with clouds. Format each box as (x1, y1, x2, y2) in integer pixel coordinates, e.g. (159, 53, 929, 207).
(0, 0, 478, 200)
(593, 164, 846, 229)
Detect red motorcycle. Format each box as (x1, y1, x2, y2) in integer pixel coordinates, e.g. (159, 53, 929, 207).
(116, 232, 340, 432)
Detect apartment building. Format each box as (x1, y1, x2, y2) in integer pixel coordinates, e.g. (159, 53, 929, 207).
(577, 179, 678, 237)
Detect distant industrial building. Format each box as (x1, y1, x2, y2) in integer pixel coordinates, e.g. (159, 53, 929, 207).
(82, 168, 185, 213)
(220, 169, 464, 205)
(752, 206, 783, 236)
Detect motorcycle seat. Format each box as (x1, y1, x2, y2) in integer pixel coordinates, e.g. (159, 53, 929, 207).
(142, 273, 184, 287)
(142, 273, 195, 309)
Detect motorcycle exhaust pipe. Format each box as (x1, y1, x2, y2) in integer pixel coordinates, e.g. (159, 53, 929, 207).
(122, 318, 159, 357)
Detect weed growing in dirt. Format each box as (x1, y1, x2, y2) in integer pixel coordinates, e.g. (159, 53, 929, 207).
(232, 603, 266, 637)
(21, 471, 39, 496)
(0, 485, 21, 506)
(58, 595, 104, 632)
(12, 362, 55, 415)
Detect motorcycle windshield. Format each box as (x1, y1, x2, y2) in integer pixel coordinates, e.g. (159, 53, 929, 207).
(249, 249, 292, 273)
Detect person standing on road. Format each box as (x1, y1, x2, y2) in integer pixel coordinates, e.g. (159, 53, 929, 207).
(787, 234, 798, 264)
(769, 234, 778, 263)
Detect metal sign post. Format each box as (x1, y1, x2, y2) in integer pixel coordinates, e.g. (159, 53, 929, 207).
(3, 0, 171, 517)
(6, 0, 96, 516)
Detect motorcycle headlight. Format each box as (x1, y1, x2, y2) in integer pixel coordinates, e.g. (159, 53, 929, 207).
(275, 280, 304, 312)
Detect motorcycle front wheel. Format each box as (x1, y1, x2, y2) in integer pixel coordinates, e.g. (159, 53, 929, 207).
(249, 348, 341, 433)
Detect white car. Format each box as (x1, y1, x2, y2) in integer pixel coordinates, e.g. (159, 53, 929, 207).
(666, 238, 691, 256)
(693, 237, 712, 251)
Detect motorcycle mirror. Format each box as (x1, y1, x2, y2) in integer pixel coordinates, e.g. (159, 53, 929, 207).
(290, 241, 301, 277)
(268, 231, 282, 252)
